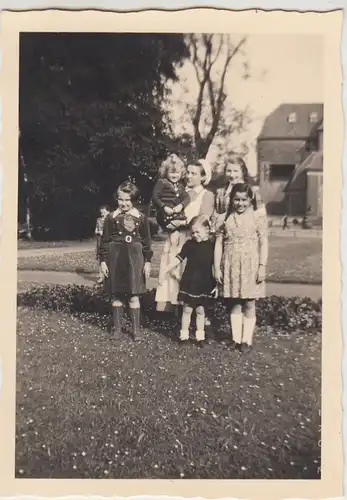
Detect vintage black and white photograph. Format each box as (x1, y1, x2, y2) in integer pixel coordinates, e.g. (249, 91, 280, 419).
(14, 27, 325, 480)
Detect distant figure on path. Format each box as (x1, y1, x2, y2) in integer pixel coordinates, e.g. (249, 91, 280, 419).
(282, 214, 289, 230)
(95, 205, 111, 284)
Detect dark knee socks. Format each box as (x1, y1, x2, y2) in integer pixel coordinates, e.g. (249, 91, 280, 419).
(129, 307, 141, 337)
(112, 304, 123, 333)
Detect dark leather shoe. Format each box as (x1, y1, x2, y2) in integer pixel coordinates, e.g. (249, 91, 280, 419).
(196, 340, 207, 348)
(242, 343, 253, 354)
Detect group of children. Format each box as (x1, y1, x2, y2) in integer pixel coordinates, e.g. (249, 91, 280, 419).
(96, 154, 268, 353)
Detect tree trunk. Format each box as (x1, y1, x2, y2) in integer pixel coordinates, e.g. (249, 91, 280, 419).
(195, 138, 212, 159)
(19, 143, 33, 240)
(25, 200, 32, 240)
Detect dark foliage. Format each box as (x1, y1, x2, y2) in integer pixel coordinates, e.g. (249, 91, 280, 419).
(18, 284, 322, 333)
(19, 33, 189, 239)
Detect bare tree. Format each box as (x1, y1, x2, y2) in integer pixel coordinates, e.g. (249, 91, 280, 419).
(186, 34, 248, 159)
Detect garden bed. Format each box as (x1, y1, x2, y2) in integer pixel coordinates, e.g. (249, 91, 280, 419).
(17, 284, 322, 332)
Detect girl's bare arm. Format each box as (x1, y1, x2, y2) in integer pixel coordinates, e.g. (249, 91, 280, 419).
(214, 234, 223, 271)
(200, 190, 215, 218)
(257, 214, 269, 266)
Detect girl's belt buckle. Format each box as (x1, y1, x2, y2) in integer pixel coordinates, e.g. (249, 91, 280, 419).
(125, 235, 132, 243)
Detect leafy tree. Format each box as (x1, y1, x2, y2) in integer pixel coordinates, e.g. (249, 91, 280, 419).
(19, 33, 188, 239)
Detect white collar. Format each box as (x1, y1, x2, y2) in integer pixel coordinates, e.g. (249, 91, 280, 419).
(186, 184, 204, 194)
(113, 207, 141, 218)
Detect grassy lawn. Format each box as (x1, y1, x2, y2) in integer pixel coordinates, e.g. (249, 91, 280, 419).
(18, 239, 95, 250)
(18, 236, 322, 284)
(16, 306, 321, 479)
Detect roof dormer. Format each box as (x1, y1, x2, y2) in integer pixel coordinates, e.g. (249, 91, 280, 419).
(309, 111, 318, 123)
(288, 112, 297, 123)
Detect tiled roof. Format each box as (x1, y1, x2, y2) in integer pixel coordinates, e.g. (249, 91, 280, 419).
(301, 150, 323, 171)
(257, 139, 305, 165)
(285, 151, 323, 191)
(258, 103, 323, 139)
(313, 118, 324, 133)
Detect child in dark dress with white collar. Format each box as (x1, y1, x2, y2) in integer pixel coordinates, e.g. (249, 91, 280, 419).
(99, 181, 153, 340)
(159, 215, 217, 347)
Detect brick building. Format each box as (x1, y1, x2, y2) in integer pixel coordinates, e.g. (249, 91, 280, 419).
(257, 103, 323, 217)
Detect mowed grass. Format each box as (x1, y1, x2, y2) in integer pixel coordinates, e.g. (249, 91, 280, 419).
(18, 236, 322, 284)
(16, 306, 321, 479)
(18, 239, 94, 250)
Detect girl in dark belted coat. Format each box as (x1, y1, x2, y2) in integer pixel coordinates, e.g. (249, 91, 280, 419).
(99, 181, 153, 340)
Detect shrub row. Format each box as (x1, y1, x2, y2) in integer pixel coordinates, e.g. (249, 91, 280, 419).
(17, 284, 322, 333)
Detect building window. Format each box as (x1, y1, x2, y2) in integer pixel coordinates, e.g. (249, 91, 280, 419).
(288, 112, 297, 123)
(269, 164, 295, 181)
(309, 112, 318, 123)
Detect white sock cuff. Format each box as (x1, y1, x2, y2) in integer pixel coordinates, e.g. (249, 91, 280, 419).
(230, 313, 243, 343)
(242, 316, 256, 345)
(180, 329, 189, 340)
(195, 329, 205, 341)
(243, 316, 256, 327)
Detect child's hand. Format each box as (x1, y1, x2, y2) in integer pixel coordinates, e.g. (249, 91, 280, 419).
(214, 267, 223, 284)
(166, 222, 178, 231)
(143, 262, 151, 279)
(170, 267, 181, 281)
(211, 286, 219, 299)
(158, 268, 167, 286)
(100, 261, 109, 278)
(172, 204, 183, 214)
(164, 206, 174, 215)
(257, 264, 266, 283)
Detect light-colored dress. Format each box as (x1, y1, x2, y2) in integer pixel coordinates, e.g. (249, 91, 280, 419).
(219, 208, 268, 299)
(155, 186, 214, 311)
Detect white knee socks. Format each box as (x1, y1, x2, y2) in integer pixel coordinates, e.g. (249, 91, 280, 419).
(230, 313, 243, 344)
(195, 329, 205, 341)
(242, 316, 256, 346)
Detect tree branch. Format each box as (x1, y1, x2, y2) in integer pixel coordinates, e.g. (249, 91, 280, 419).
(210, 34, 224, 67)
(189, 34, 202, 84)
(191, 34, 213, 152)
(188, 34, 248, 157)
(206, 37, 246, 154)
(217, 37, 246, 111)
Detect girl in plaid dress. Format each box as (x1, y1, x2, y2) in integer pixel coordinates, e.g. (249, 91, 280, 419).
(213, 155, 266, 233)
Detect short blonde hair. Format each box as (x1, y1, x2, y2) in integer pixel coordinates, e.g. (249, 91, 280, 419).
(189, 214, 211, 231)
(158, 153, 186, 180)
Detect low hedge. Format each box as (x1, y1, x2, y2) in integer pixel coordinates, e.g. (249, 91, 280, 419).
(17, 284, 322, 333)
